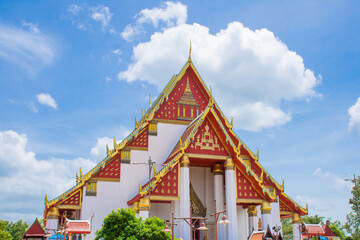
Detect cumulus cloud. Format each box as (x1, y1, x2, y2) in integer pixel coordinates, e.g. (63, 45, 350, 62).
(90, 136, 125, 158)
(136, 1, 187, 27)
(348, 97, 360, 132)
(313, 168, 353, 192)
(22, 21, 39, 33)
(121, 1, 187, 42)
(91, 6, 113, 28)
(0, 24, 56, 71)
(296, 195, 332, 212)
(0, 130, 95, 221)
(36, 93, 58, 109)
(119, 21, 319, 131)
(68, 4, 82, 15)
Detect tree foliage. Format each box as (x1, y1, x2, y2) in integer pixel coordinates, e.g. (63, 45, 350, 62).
(0, 220, 12, 240)
(1, 219, 29, 240)
(345, 175, 360, 239)
(281, 218, 293, 240)
(302, 215, 324, 224)
(95, 208, 174, 240)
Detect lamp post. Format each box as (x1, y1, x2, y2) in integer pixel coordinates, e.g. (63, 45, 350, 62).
(174, 214, 208, 240)
(210, 200, 231, 240)
(133, 156, 166, 215)
(163, 213, 177, 240)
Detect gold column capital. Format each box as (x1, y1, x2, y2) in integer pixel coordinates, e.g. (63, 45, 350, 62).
(139, 198, 150, 211)
(261, 201, 271, 214)
(224, 158, 234, 170)
(248, 205, 258, 217)
(133, 201, 140, 213)
(213, 163, 223, 175)
(180, 155, 190, 168)
(47, 207, 59, 219)
(292, 213, 301, 224)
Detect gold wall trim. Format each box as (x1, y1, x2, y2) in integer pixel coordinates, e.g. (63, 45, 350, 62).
(91, 177, 120, 182)
(150, 196, 180, 201)
(58, 205, 81, 210)
(186, 153, 229, 160)
(236, 199, 263, 204)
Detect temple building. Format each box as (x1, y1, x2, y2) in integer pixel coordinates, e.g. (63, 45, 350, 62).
(44, 50, 308, 240)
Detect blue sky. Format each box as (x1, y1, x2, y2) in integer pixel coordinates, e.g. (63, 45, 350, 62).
(0, 0, 360, 224)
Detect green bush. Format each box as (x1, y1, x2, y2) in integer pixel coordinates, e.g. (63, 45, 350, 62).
(95, 208, 174, 240)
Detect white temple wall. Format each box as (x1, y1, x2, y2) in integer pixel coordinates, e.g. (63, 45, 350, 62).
(150, 202, 171, 220)
(237, 205, 249, 240)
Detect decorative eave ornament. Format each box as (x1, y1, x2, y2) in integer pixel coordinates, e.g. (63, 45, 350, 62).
(113, 137, 117, 149)
(45, 194, 48, 206)
(188, 39, 192, 63)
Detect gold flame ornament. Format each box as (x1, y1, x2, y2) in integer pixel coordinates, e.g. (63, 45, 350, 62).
(80, 167, 83, 180)
(45, 194, 48, 206)
(113, 137, 117, 149)
(76, 172, 79, 184)
(106, 144, 109, 155)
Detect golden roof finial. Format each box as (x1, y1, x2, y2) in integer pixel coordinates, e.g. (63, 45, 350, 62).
(138, 182, 142, 193)
(188, 39, 192, 62)
(76, 172, 79, 184)
(153, 164, 157, 176)
(45, 194, 48, 206)
(282, 179, 285, 190)
(106, 144, 109, 155)
(230, 117, 233, 129)
(256, 148, 259, 159)
(80, 167, 83, 180)
(135, 117, 138, 128)
(113, 137, 117, 149)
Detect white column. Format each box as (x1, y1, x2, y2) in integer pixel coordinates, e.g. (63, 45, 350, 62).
(139, 197, 149, 219)
(180, 156, 191, 240)
(292, 213, 302, 240)
(248, 205, 258, 233)
(46, 207, 59, 235)
(261, 201, 272, 231)
(214, 163, 225, 240)
(225, 158, 238, 240)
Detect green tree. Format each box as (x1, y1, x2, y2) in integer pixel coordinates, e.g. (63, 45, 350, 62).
(5, 219, 29, 240)
(95, 208, 174, 240)
(302, 215, 324, 224)
(345, 175, 360, 239)
(281, 218, 293, 240)
(0, 220, 12, 240)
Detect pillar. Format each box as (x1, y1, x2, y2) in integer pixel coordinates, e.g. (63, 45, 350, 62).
(179, 155, 191, 240)
(225, 158, 238, 240)
(292, 213, 302, 240)
(139, 197, 149, 219)
(46, 207, 59, 235)
(214, 163, 225, 240)
(248, 205, 258, 233)
(261, 201, 272, 231)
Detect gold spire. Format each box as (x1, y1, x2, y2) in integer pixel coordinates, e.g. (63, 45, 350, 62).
(45, 194, 48, 206)
(113, 137, 117, 149)
(282, 179, 285, 190)
(106, 144, 109, 155)
(185, 77, 191, 93)
(135, 117, 138, 128)
(188, 39, 192, 62)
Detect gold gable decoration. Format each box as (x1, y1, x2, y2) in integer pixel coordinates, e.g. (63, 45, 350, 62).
(194, 123, 224, 151)
(190, 182, 206, 217)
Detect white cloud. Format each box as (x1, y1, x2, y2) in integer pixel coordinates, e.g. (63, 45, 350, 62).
(105, 76, 111, 82)
(91, 6, 113, 28)
(136, 1, 187, 28)
(0, 24, 56, 71)
(22, 21, 39, 33)
(121, 1, 187, 42)
(28, 102, 38, 113)
(296, 195, 332, 212)
(36, 93, 58, 109)
(68, 4, 82, 15)
(0, 130, 95, 221)
(348, 97, 360, 132)
(119, 22, 319, 131)
(112, 49, 122, 55)
(313, 168, 353, 192)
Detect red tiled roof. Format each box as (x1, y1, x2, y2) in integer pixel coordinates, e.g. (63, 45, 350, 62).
(65, 219, 91, 234)
(305, 224, 325, 235)
(249, 231, 265, 240)
(323, 225, 337, 237)
(24, 218, 45, 237)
